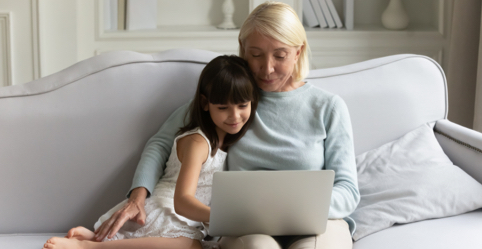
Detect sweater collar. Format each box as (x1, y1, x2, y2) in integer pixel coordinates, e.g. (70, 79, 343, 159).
(260, 82, 311, 98)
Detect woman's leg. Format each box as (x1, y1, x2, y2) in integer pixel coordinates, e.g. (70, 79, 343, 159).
(285, 219, 352, 249)
(42, 236, 202, 249)
(219, 234, 281, 249)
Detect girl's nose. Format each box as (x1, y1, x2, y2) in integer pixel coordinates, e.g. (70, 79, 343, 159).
(229, 108, 240, 119)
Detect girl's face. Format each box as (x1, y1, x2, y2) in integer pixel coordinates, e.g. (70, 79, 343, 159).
(205, 101, 252, 138)
(242, 32, 302, 92)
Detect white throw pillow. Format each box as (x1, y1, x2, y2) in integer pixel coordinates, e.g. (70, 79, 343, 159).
(351, 123, 482, 241)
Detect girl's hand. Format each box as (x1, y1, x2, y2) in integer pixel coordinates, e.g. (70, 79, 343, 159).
(93, 187, 148, 241)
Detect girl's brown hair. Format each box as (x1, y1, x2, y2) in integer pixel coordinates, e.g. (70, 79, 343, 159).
(178, 55, 259, 155)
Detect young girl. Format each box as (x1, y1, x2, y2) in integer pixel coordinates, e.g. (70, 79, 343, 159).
(42, 55, 259, 249)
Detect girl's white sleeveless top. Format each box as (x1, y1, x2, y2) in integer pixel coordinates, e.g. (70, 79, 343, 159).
(155, 127, 227, 206)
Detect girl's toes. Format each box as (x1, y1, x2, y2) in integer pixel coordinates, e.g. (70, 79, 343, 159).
(44, 237, 59, 248)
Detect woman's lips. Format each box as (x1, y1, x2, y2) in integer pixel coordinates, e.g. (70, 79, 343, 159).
(260, 78, 275, 84)
(226, 123, 239, 127)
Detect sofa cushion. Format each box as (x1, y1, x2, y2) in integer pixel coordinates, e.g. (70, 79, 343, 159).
(0, 233, 65, 249)
(353, 209, 482, 249)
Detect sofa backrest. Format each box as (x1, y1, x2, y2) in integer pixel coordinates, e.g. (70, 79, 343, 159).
(0, 49, 218, 233)
(306, 54, 447, 155)
(0, 49, 447, 233)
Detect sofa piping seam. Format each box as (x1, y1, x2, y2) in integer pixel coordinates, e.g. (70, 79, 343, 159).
(0, 60, 209, 99)
(434, 130, 482, 154)
(305, 55, 435, 80)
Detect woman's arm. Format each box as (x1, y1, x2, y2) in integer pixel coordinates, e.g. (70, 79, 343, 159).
(128, 101, 191, 198)
(94, 102, 191, 241)
(173, 134, 211, 222)
(324, 96, 360, 218)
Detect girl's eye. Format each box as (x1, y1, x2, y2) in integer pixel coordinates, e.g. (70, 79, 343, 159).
(251, 54, 261, 57)
(239, 102, 250, 108)
(217, 107, 227, 110)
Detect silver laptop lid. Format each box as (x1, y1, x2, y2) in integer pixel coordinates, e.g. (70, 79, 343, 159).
(208, 170, 334, 237)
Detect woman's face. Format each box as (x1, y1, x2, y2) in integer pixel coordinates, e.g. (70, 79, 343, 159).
(242, 32, 302, 92)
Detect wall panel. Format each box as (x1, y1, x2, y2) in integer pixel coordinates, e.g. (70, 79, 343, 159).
(0, 13, 12, 87)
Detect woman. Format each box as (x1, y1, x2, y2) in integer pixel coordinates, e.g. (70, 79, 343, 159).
(95, 2, 359, 249)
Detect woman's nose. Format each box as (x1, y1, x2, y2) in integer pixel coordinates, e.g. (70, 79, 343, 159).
(261, 57, 275, 75)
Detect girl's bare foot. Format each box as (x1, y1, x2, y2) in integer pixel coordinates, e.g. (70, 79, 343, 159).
(43, 237, 91, 249)
(65, 226, 96, 241)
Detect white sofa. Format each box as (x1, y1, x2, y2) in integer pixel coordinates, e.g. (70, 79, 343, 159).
(1, 49, 481, 249)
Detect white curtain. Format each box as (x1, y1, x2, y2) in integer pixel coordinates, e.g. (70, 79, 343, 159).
(446, 0, 481, 129)
(475, 4, 482, 132)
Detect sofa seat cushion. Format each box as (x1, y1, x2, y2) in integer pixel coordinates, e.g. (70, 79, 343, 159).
(353, 209, 482, 249)
(0, 233, 65, 249)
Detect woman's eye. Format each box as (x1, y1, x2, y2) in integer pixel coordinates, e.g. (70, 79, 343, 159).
(251, 54, 261, 57)
(274, 53, 287, 59)
(217, 107, 227, 110)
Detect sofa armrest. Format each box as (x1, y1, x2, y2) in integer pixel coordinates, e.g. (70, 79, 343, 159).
(434, 119, 482, 184)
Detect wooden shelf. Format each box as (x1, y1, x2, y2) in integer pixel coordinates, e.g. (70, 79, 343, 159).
(101, 25, 240, 39)
(92, 0, 449, 70)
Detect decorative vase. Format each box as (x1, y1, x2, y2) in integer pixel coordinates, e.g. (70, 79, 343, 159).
(381, 0, 410, 30)
(217, 0, 237, 30)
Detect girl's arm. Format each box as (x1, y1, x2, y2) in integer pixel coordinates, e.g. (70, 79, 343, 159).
(174, 134, 211, 222)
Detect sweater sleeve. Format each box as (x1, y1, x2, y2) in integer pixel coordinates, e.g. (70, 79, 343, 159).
(324, 95, 360, 218)
(127, 102, 190, 198)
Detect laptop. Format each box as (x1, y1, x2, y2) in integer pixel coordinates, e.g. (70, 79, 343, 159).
(208, 170, 334, 237)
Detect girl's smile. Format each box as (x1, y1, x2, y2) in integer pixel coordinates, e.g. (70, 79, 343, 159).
(204, 102, 252, 140)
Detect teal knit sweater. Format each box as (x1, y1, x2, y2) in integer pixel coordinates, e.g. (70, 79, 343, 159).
(129, 83, 360, 234)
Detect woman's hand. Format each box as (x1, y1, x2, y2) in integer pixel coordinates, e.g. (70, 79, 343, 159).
(93, 187, 148, 241)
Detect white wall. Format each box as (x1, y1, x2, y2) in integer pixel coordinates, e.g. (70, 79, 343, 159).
(38, 0, 78, 78)
(0, 0, 38, 85)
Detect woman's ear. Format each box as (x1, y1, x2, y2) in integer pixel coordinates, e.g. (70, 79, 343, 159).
(294, 44, 303, 62)
(201, 95, 209, 111)
(238, 39, 243, 50)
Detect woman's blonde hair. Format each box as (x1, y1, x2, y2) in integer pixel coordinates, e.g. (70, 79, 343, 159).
(238, 1, 310, 82)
